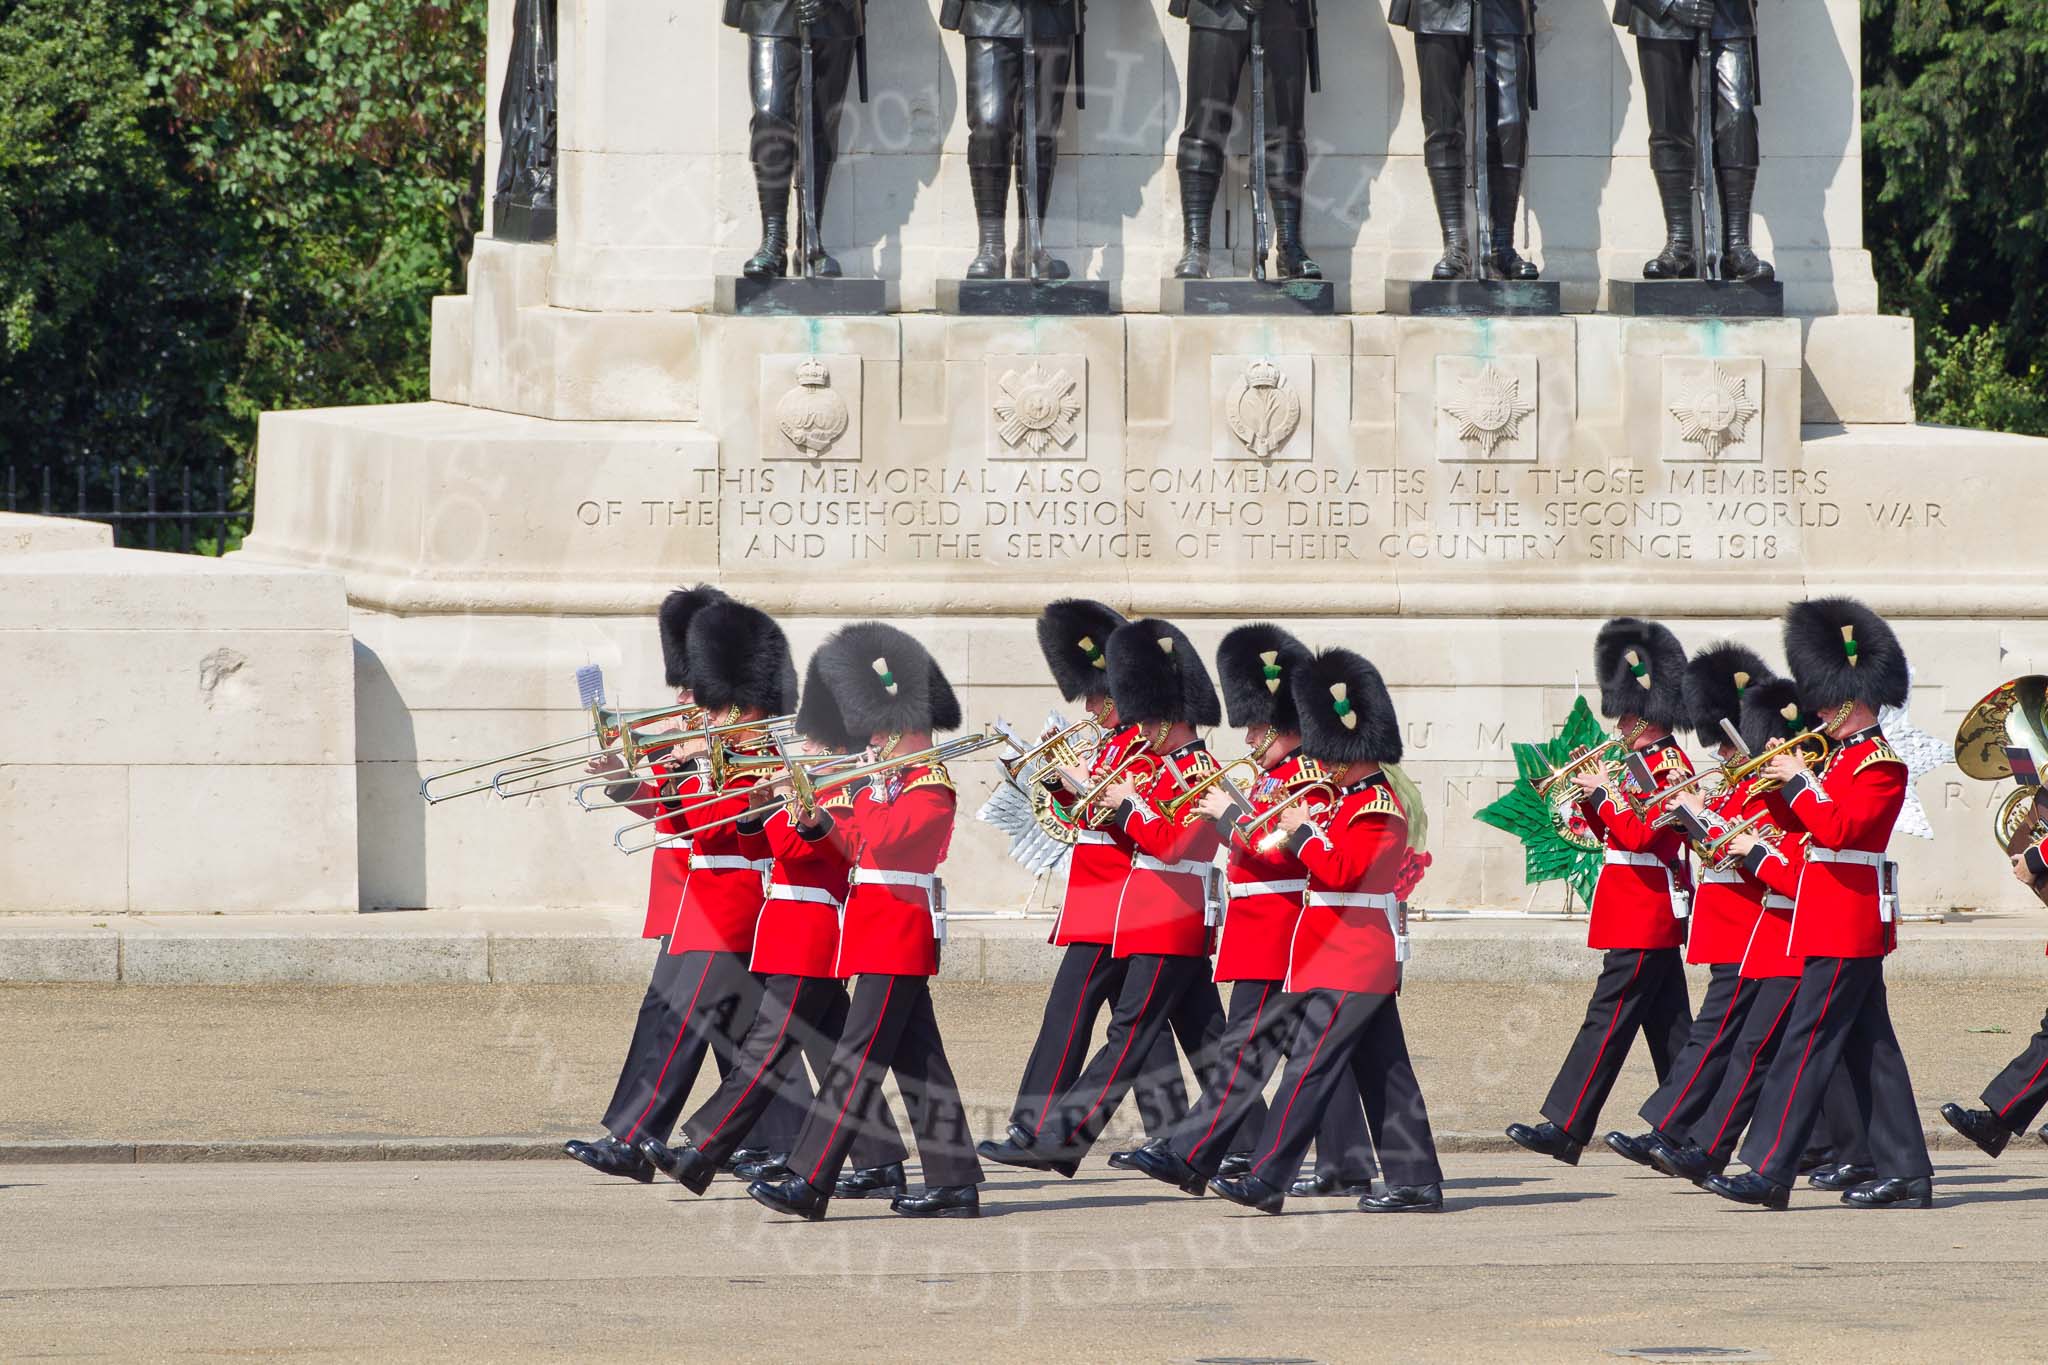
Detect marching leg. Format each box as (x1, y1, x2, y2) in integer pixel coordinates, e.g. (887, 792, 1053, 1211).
(882, 980, 988, 1217)
(1945, 1004, 2048, 1157)
(1351, 997, 1441, 1208)
(1517, 948, 1658, 1161)
(1836, 973, 1933, 1207)
(1663, 974, 1797, 1180)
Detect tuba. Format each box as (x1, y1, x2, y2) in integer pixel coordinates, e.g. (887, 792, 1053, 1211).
(1956, 677, 2048, 896)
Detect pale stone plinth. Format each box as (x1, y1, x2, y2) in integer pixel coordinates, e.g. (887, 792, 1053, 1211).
(0, 534, 359, 915)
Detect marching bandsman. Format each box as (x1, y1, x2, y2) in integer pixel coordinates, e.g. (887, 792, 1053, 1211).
(600, 599, 806, 1174)
(1944, 819, 2048, 1155)
(1606, 644, 1775, 1169)
(995, 617, 1245, 1177)
(982, 599, 1193, 1169)
(749, 623, 988, 1220)
(565, 587, 803, 1180)
(1706, 597, 1934, 1209)
(1508, 617, 1696, 1165)
(1125, 624, 1378, 1199)
(638, 653, 912, 1200)
(1208, 647, 1445, 1214)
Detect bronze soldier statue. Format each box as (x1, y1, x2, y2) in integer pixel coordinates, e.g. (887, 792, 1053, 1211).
(1392, 0, 1539, 281)
(943, 1, 1084, 280)
(725, 0, 865, 280)
(1615, 0, 1771, 282)
(1172, 0, 1322, 282)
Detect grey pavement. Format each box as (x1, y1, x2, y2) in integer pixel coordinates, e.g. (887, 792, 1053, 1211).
(4, 1154, 2047, 1362)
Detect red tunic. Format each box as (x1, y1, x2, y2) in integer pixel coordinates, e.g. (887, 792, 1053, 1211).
(821, 762, 957, 978)
(1049, 724, 1144, 947)
(666, 741, 773, 956)
(1763, 730, 1905, 960)
(749, 786, 857, 979)
(1285, 774, 1407, 995)
(1739, 826, 1809, 980)
(620, 758, 697, 940)
(1108, 742, 1224, 959)
(1578, 738, 1694, 951)
(1685, 775, 1771, 966)
(1212, 753, 1324, 983)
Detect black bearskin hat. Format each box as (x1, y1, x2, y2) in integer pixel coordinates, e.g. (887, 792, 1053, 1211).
(1036, 598, 1127, 702)
(1783, 596, 1910, 714)
(658, 584, 727, 689)
(810, 621, 962, 738)
(1739, 677, 1811, 757)
(793, 653, 857, 752)
(1217, 624, 1310, 732)
(1594, 617, 1687, 730)
(684, 600, 796, 715)
(1292, 648, 1402, 766)
(1682, 643, 1774, 750)
(1105, 618, 1221, 728)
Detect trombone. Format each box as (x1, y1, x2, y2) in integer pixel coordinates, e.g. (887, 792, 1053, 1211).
(1236, 779, 1338, 853)
(490, 713, 793, 800)
(606, 745, 866, 843)
(1160, 757, 1264, 822)
(419, 700, 701, 804)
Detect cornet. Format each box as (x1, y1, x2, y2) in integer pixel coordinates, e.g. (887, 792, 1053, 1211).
(1159, 757, 1264, 822)
(998, 717, 1106, 787)
(1631, 763, 1732, 829)
(1694, 811, 1779, 872)
(1722, 730, 1832, 793)
(418, 700, 702, 804)
(1237, 779, 1338, 853)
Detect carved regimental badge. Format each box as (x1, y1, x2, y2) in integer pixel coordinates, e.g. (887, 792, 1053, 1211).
(993, 362, 1082, 456)
(775, 356, 851, 457)
(1440, 363, 1535, 459)
(1225, 359, 1303, 459)
(1668, 363, 1759, 459)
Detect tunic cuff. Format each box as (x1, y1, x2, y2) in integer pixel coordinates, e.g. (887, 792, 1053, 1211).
(797, 809, 835, 843)
(1286, 822, 1316, 857)
(2027, 845, 2048, 880)
(1742, 843, 1772, 877)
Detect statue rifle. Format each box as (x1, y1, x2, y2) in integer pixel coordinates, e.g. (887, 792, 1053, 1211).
(1696, 23, 1721, 280)
(1471, 0, 1494, 280)
(798, 22, 822, 278)
(1248, 14, 1273, 282)
(1021, 2, 1045, 282)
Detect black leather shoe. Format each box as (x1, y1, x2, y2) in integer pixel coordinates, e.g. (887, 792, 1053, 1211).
(1108, 1137, 1167, 1171)
(1644, 1134, 1720, 1185)
(1797, 1145, 1836, 1175)
(1359, 1183, 1442, 1213)
(835, 1162, 908, 1199)
(638, 1137, 716, 1195)
(1841, 1176, 1932, 1209)
(1289, 1173, 1374, 1198)
(2038, 1122, 2048, 1147)
(982, 1128, 1079, 1179)
(1506, 1121, 1583, 1166)
(1126, 1141, 1207, 1196)
(563, 1135, 654, 1183)
(1807, 1163, 1879, 1192)
(733, 1155, 792, 1183)
(1704, 1172, 1790, 1209)
(890, 1185, 982, 1218)
(723, 1146, 768, 1174)
(747, 1175, 829, 1222)
(1941, 1103, 2012, 1159)
(1210, 1173, 1286, 1214)
(1217, 1153, 1253, 1180)
(1604, 1131, 1658, 1168)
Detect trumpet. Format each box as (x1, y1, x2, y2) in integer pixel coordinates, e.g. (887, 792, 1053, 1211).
(419, 700, 702, 804)
(1722, 730, 1832, 793)
(1631, 764, 1733, 828)
(645, 729, 1007, 850)
(998, 717, 1106, 786)
(490, 713, 794, 800)
(1237, 779, 1338, 853)
(1159, 757, 1264, 822)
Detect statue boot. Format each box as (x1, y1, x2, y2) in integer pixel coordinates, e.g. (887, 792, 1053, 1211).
(1716, 166, 1774, 282)
(1010, 143, 1070, 280)
(1426, 164, 1470, 280)
(743, 177, 790, 280)
(1271, 144, 1322, 280)
(1643, 165, 1697, 279)
(1174, 164, 1220, 280)
(1485, 166, 1540, 280)
(967, 161, 1010, 280)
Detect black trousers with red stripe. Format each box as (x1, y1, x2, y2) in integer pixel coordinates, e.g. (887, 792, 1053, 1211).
(1172, 978, 1373, 1183)
(1738, 955, 1930, 1186)
(680, 973, 908, 1171)
(1540, 946, 1693, 1146)
(1248, 989, 1442, 1191)
(1684, 975, 1871, 1166)
(788, 973, 985, 1191)
(1005, 941, 1191, 1144)
(1036, 952, 1237, 1160)
(1639, 963, 1753, 1140)
(1981, 1005, 2048, 1136)
(600, 946, 810, 1149)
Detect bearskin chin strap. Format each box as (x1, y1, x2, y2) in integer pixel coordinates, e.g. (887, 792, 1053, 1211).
(1621, 717, 1650, 749)
(1149, 721, 1172, 749)
(1089, 697, 1115, 727)
(1251, 724, 1277, 759)
(1823, 700, 1855, 736)
(876, 731, 903, 762)
(716, 705, 741, 727)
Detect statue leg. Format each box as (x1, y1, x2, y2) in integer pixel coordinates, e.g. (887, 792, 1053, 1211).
(1174, 27, 1247, 280)
(744, 35, 800, 280)
(1012, 39, 1075, 280)
(1712, 39, 1772, 282)
(1264, 30, 1320, 280)
(799, 38, 857, 278)
(964, 37, 1016, 280)
(1483, 35, 1539, 280)
(1414, 33, 1470, 281)
(1636, 37, 1698, 279)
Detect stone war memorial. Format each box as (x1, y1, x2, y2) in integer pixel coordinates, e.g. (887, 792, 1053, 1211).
(13, 0, 2046, 925)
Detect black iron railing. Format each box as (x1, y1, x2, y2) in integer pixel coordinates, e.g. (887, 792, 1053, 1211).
(3, 463, 246, 555)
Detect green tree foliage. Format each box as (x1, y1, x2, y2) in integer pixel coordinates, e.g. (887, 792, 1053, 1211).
(1864, 0, 2048, 429)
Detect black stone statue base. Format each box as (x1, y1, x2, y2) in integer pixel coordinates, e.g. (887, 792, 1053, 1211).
(715, 276, 895, 317)
(936, 279, 1115, 317)
(1607, 278, 1785, 318)
(1386, 279, 1563, 317)
(1160, 277, 1337, 317)
(492, 196, 556, 246)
